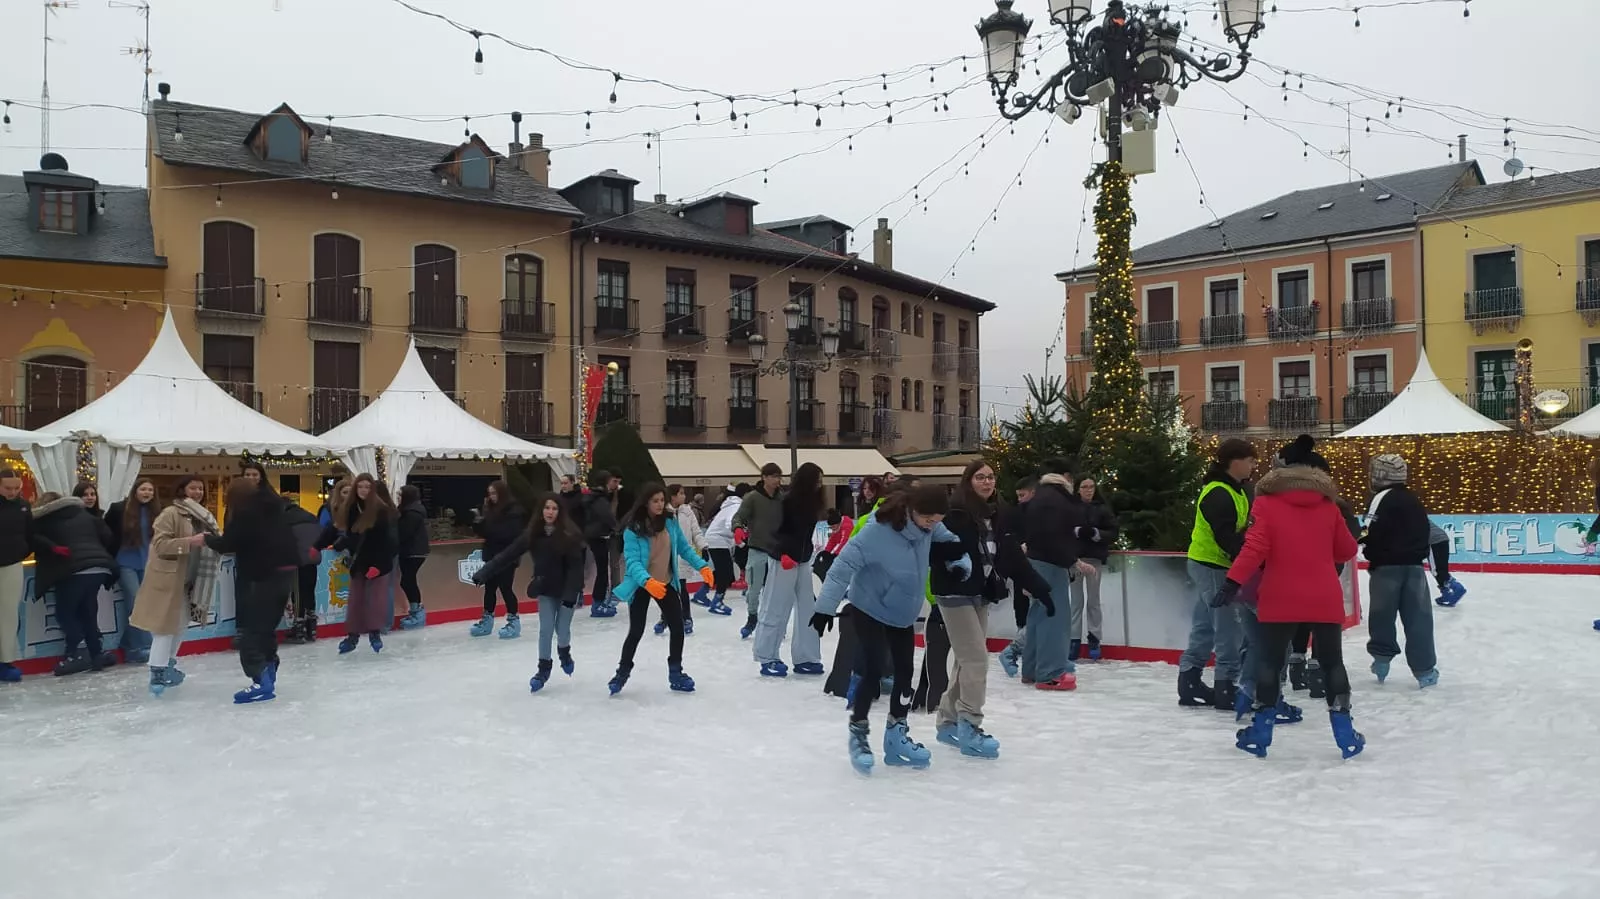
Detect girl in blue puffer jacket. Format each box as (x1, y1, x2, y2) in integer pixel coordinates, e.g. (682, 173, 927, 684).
(608, 482, 712, 696)
(812, 484, 963, 774)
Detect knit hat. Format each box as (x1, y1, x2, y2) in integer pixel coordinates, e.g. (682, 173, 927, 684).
(1370, 454, 1408, 487)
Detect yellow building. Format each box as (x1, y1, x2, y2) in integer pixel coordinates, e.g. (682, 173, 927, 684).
(1420, 166, 1600, 422)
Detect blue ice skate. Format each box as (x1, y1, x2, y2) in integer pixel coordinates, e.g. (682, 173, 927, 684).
(1593, 619, 1600, 631)
(1234, 686, 1254, 721)
(369, 632, 383, 653)
(1415, 668, 1439, 689)
(233, 663, 276, 705)
(683, 618, 694, 636)
(400, 603, 427, 630)
(690, 586, 711, 607)
(845, 672, 861, 706)
(148, 664, 185, 696)
(1436, 578, 1466, 607)
(1068, 638, 1081, 662)
(498, 615, 521, 639)
(529, 659, 552, 693)
(559, 647, 575, 676)
(793, 662, 824, 676)
(998, 642, 1021, 678)
(1329, 709, 1365, 758)
(956, 720, 1000, 759)
(707, 595, 734, 616)
(1087, 635, 1102, 661)
(847, 720, 874, 775)
(653, 620, 668, 636)
(668, 665, 695, 693)
(740, 615, 757, 639)
(589, 600, 617, 618)
(1371, 657, 1391, 684)
(0, 663, 20, 683)
(936, 722, 959, 747)
(608, 665, 632, 696)
(1235, 707, 1276, 758)
(337, 635, 359, 655)
(883, 718, 931, 768)
(1275, 697, 1304, 725)
(760, 660, 789, 678)
(469, 613, 494, 637)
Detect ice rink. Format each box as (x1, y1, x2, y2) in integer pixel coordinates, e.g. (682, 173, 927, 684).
(2, 572, 1597, 899)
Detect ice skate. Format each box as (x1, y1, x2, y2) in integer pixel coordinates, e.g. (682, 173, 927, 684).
(1235, 706, 1276, 758)
(707, 595, 734, 616)
(1436, 578, 1466, 607)
(1086, 633, 1102, 661)
(400, 603, 427, 630)
(1415, 667, 1439, 688)
(558, 646, 575, 676)
(1371, 657, 1391, 684)
(1288, 653, 1308, 691)
(1307, 661, 1326, 698)
(0, 663, 20, 683)
(935, 722, 959, 747)
(337, 635, 359, 654)
(52, 652, 92, 677)
(608, 663, 632, 696)
(956, 720, 1000, 759)
(1177, 668, 1212, 707)
(233, 664, 276, 704)
(529, 659, 552, 693)
(740, 614, 757, 639)
(1212, 678, 1237, 711)
(148, 664, 185, 696)
(368, 632, 383, 653)
(690, 586, 711, 607)
(845, 672, 861, 706)
(998, 642, 1021, 678)
(498, 615, 521, 639)
(1274, 697, 1304, 724)
(1035, 672, 1077, 691)
(682, 617, 694, 636)
(760, 660, 789, 678)
(284, 616, 310, 645)
(589, 601, 617, 618)
(91, 651, 118, 672)
(1068, 638, 1081, 662)
(1234, 685, 1253, 721)
(653, 620, 667, 636)
(302, 614, 319, 642)
(668, 664, 695, 693)
(847, 720, 874, 774)
(1329, 707, 1365, 758)
(793, 662, 824, 676)
(469, 613, 494, 637)
(883, 717, 931, 768)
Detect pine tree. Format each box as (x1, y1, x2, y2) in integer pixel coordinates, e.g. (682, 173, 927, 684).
(985, 374, 1089, 498)
(590, 422, 662, 509)
(1090, 392, 1207, 551)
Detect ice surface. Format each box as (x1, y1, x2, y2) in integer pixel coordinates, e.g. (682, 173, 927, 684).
(2, 573, 1597, 899)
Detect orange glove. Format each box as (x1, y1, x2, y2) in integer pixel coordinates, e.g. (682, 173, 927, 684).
(700, 567, 715, 590)
(644, 578, 668, 600)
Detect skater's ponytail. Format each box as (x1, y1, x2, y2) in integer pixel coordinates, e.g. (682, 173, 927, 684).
(874, 484, 950, 531)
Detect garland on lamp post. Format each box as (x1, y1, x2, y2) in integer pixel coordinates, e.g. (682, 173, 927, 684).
(1084, 160, 1143, 441)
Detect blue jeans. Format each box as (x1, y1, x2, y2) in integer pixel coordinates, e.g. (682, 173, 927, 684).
(1366, 566, 1436, 673)
(117, 567, 152, 656)
(1179, 560, 1246, 681)
(1235, 603, 1262, 698)
(537, 595, 575, 660)
(1021, 559, 1075, 683)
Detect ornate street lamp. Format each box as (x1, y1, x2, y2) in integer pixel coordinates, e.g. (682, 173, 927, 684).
(748, 312, 840, 475)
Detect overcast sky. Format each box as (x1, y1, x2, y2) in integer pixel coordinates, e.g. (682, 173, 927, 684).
(2, 0, 1595, 418)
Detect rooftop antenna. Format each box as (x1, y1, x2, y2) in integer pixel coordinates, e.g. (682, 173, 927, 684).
(42, 1, 78, 155)
(110, 1, 153, 112)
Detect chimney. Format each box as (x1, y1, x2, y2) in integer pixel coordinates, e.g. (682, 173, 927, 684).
(654, 193, 667, 205)
(525, 132, 550, 186)
(507, 111, 525, 171)
(873, 217, 893, 270)
(1458, 133, 1469, 163)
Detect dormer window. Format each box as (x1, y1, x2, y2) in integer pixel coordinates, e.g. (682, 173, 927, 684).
(245, 104, 312, 165)
(599, 183, 629, 216)
(264, 116, 302, 163)
(39, 189, 77, 233)
(434, 136, 499, 191)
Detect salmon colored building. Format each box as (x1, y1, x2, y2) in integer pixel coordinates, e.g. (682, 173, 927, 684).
(1059, 162, 1483, 437)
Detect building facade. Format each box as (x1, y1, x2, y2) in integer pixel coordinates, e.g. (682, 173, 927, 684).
(1418, 166, 1600, 424)
(1060, 162, 1481, 437)
(145, 94, 579, 442)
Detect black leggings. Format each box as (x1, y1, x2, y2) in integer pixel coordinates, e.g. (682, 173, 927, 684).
(589, 539, 613, 605)
(849, 606, 916, 723)
(1012, 589, 1029, 630)
(399, 556, 425, 608)
(295, 563, 319, 618)
(1430, 540, 1450, 586)
(622, 586, 685, 669)
(1291, 623, 1313, 656)
(482, 568, 518, 616)
(913, 605, 949, 711)
(709, 548, 735, 594)
(1256, 621, 1351, 709)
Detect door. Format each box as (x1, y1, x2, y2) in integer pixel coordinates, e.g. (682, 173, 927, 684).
(312, 341, 361, 430)
(203, 335, 256, 406)
(313, 233, 362, 322)
(504, 353, 545, 436)
(1474, 349, 1516, 421)
(23, 355, 86, 429)
(666, 361, 697, 428)
(417, 347, 457, 398)
(202, 221, 256, 313)
(505, 254, 543, 324)
(413, 245, 458, 328)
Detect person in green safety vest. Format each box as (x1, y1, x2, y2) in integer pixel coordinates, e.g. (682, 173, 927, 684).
(1177, 438, 1258, 711)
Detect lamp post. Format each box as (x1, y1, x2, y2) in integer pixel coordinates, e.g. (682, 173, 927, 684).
(748, 302, 840, 476)
(973, 0, 1263, 439)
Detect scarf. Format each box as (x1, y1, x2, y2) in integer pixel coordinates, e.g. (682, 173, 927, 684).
(176, 498, 223, 624)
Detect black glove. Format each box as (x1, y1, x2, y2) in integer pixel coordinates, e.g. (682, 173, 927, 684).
(562, 594, 579, 609)
(470, 569, 487, 587)
(809, 612, 834, 638)
(1036, 593, 1056, 618)
(1210, 579, 1242, 608)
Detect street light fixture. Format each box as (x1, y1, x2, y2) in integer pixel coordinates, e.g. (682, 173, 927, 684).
(748, 312, 840, 475)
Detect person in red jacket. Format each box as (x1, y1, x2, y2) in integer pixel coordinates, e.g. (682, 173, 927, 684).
(1211, 464, 1363, 760)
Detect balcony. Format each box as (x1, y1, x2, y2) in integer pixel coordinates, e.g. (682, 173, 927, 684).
(1138, 319, 1180, 352)
(503, 391, 554, 439)
(409, 292, 468, 333)
(1079, 328, 1095, 359)
(838, 401, 872, 440)
(1268, 395, 1321, 431)
(195, 274, 265, 320)
(1201, 313, 1245, 346)
(307, 284, 372, 327)
(933, 341, 957, 375)
(214, 380, 263, 411)
(727, 311, 766, 344)
(595, 392, 640, 428)
(501, 300, 555, 341)
(1266, 305, 1318, 343)
(1461, 391, 1516, 423)
(792, 399, 827, 436)
(308, 388, 367, 434)
(838, 322, 872, 357)
(593, 297, 640, 337)
(789, 316, 826, 350)
(664, 304, 707, 341)
(1201, 399, 1249, 432)
(1342, 391, 1394, 427)
(959, 415, 982, 449)
(872, 407, 901, 444)
(664, 395, 707, 432)
(728, 397, 767, 434)
(1464, 286, 1523, 333)
(933, 412, 957, 450)
(1578, 279, 1600, 326)
(957, 348, 979, 382)
(872, 328, 901, 363)
(1342, 297, 1395, 332)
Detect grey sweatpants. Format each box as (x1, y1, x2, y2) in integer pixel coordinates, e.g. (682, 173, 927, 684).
(1069, 558, 1104, 640)
(743, 549, 772, 619)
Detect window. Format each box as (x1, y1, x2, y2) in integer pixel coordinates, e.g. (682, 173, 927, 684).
(932, 385, 946, 414)
(958, 389, 972, 418)
(264, 115, 302, 164)
(731, 276, 757, 322)
(1351, 260, 1388, 301)
(1209, 365, 1241, 402)
(724, 203, 749, 235)
(601, 356, 630, 391)
(796, 375, 815, 403)
(872, 296, 891, 331)
(599, 356, 632, 425)
(900, 301, 911, 333)
(914, 307, 924, 338)
(503, 353, 545, 437)
(596, 260, 629, 307)
(459, 146, 493, 190)
(730, 365, 757, 401)
(667, 360, 696, 401)
(1474, 349, 1515, 420)
(900, 377, 910, 410)
(790, 282, 815, 321)
(1588, 343, 1600, 396)
(312, 341, 359, 390)
(1352, 355, 1389, 393)
(598, 183, 629, 216)
(932, 313, 946, 344)
(1585, 239, 1600, 280)
(202, 221, 258, 313)
(505, 254, 543, 302)
(505, 353, 543, 393)
(1277, 360, 1312, 398)
(413, 244, 457, 298)
(1146, 286, 1175, 322)
(417, 347, 457, 396)
(839, 288, 858, 327)
(203, 334, 255, 405)
(1277, 270, 1310, 308)
(841, 370, 860, 407)
(914, 380, 924, 412)
(1147, 370, 1176, 397)
(38, 189, 76, 233)
(1473, 251, 1517, 291)
(1209, 278, 1240, 316)
(311, 233, 363, 319)
(957, 319, 971, 348)
(22, 354, 86, 429)
(873, 376, 893, 409)
(666, 268, 696, 315)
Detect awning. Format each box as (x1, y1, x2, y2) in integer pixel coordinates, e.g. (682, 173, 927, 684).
(649, 448, 763, 486)
(737, 444, 897, 485)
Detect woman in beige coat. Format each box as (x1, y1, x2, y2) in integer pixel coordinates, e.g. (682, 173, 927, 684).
(131, 476, 221, 696)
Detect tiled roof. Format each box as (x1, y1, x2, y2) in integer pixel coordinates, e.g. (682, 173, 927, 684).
(1434, 165, 1600, 214)
(0, 174, 164, 268)
(1064, 162, 1479, 275)
(757, 214, 853, 232)
(149, 100, 581, 219)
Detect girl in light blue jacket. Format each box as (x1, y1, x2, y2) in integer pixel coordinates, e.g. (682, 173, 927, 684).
(609, 482, 713, 696)
(812, 485, 965, 774)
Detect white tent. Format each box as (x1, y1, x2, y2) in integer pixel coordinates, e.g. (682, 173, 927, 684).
(26, 309, 339, 496)
(1549, 396, 1600, 436)
(1337, 349, 1510, 438)
(0, 423, 57, 450)
(319, 339, 574, 488)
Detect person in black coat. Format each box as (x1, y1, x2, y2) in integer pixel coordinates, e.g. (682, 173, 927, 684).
(1362, 453, 1438, 687)
(281, 498, 331, 644)
(471, 480, 528, 637)
(200, 477, 300, 702)
(332, 474, 398, 653)
(579, 471, 621, 617)
(1018, 459, 1091, 690)
(395, 484, 430, 631)
(31, 493, 118, 675)
(473, 493, 586, 691)
(1070, 475, 1120, 659)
